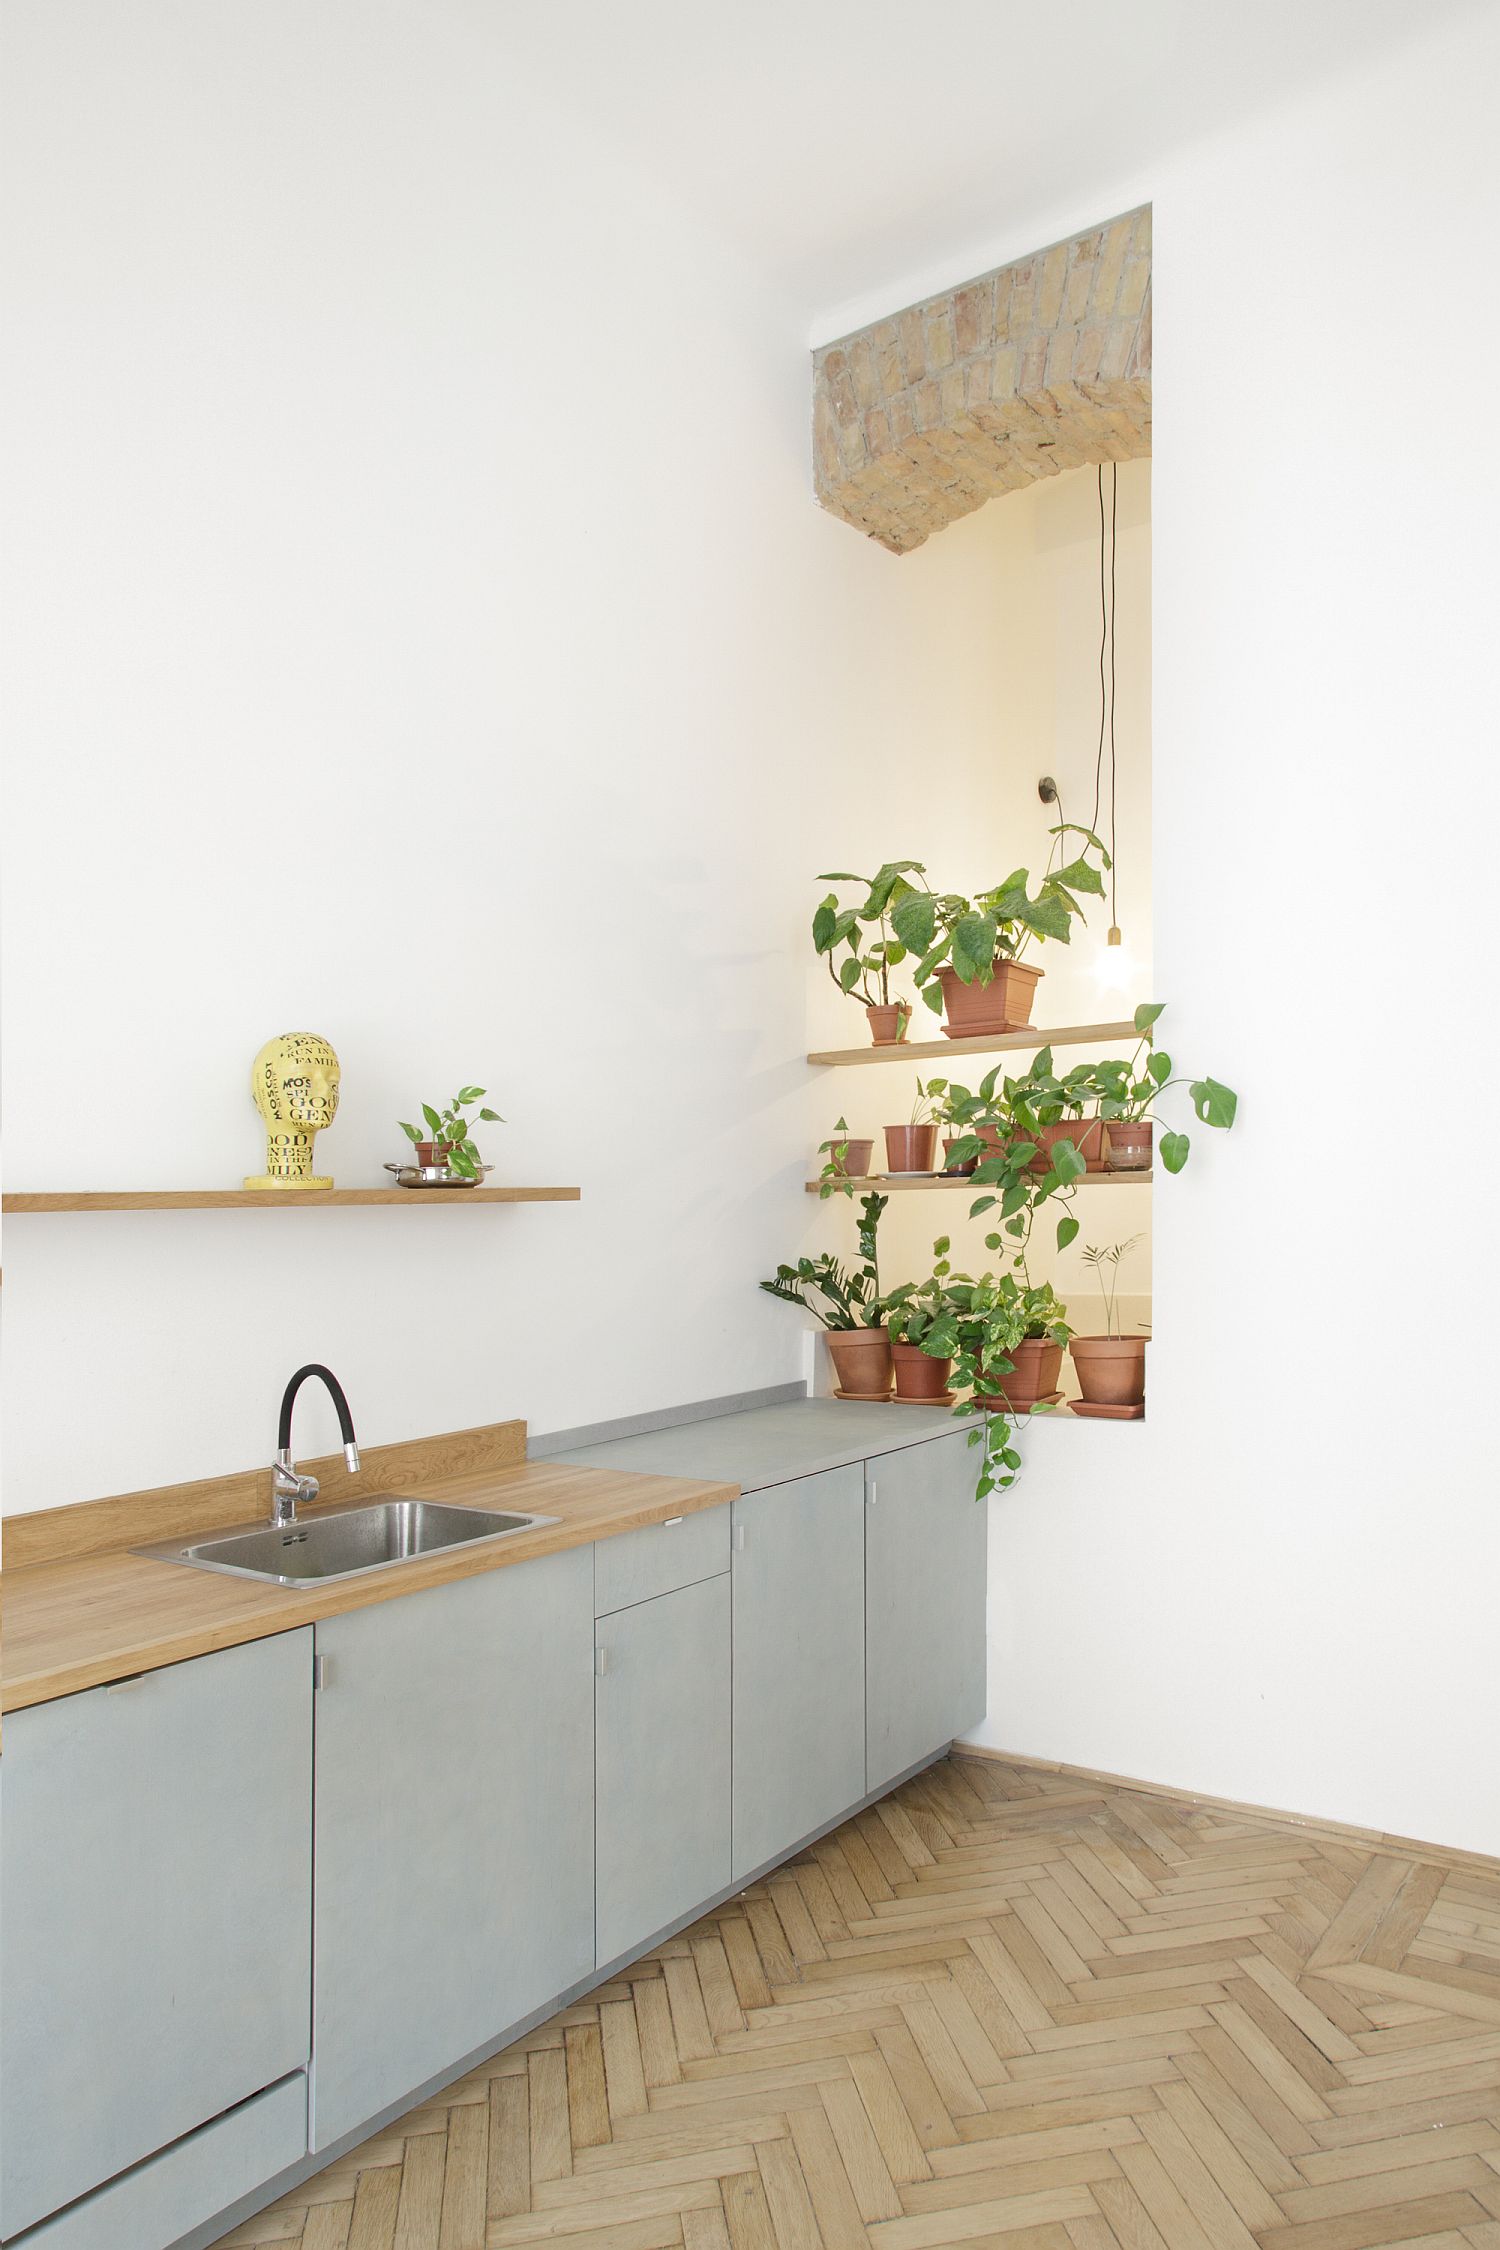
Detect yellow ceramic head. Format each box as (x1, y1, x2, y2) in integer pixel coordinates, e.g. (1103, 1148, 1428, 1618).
(245, 1032, 341, 1189)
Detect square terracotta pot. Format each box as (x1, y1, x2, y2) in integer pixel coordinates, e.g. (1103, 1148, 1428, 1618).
(938, 958, 1042, 1038)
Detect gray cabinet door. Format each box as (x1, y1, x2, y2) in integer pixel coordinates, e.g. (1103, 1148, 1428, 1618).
(595, 1574, 731, 1967)
(731, 1465, 866, 1881)
(310, 1548, 595, 2149)
(865, 1428, 988, 1790)
(0, 1632, 313, 2240)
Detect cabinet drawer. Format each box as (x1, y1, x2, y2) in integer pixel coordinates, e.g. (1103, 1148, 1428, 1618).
(8, 2073, 307, 2250)
(594, 1501, 730, 1615)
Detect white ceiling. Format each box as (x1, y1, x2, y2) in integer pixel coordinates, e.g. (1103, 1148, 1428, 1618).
(487, 0, 1478, 339)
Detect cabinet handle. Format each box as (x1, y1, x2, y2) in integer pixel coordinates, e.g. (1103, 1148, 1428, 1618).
(595, 1646, 609, 1678)
(734, 1523, 746, 1551)
(662, 1516, 684, 1528)
(313, 1655, 332, 1691)
(867, 1483, 879, 1505)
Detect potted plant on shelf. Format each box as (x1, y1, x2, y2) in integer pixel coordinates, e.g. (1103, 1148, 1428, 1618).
(883, 1240, 963, 1401)
(760, 1192, 893, 1398)
(1069, 1235, 1148, 1415)
(1006, 1050, 1109, 1173)
(982, 1277, 1073, 1409)
(1092, 1002, 1239, 1171)
(888, 827, 1110, 1038)
(812, 863, 925, 1044)
(816, 1118, 874, 1198)
(398, 1086, 504, 1180)
(884, 1078, 939, 1174)
(921, 1076, 1011, 1177)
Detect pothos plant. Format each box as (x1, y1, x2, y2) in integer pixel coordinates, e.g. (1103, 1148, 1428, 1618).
(759, 1192, 889, 1330)
(888, 827, 1111, 1016)
(812, 863, 921, 1019)
(1088, 1003, 1238, 1171)
(399, 1086, 504, 1180)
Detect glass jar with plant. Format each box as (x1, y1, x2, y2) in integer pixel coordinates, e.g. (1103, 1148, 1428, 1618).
(815, 1117, 874, 1198)
(884, 1077, 939, 1174)
(397, 1086, 504, 1180)
(760, 1192, 893, 1398)
(1069, 1234, 1147, 1416)
(812, 863, 927, 1045)
(1090, 1002, 1238, 1172)
(887, 827, 1110, 1038)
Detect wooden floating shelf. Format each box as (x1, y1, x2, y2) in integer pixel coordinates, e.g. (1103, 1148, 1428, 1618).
(807, 1019, 1139, 1068)
(2, 1188, 581, 1214)
(807, 1172, 1153, 1194)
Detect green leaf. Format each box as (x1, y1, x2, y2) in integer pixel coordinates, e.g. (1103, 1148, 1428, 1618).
(478, 1108, 503, 1122)
(1160, 1130, 1190, 1173)
(1052, 1140, 1087, 1184)
(838, 956, 862, 992)
(921, 984, 945, 1015)
(1134, 1001, 1166, 1033)
(1049, 854, 1105, 898)
(812, 900, 837, 953)
(1015, 892, 1074, 943)
(458, 1085, 484, 1102)
(399, 1119, 422, 1144)
(1190, 1076, 1238, 1129)
(1056, 1214, 1079, 1251)
(1147, 1052, 1171, 1086)
(816, 870, 863, 883)
(950, 912, 997, 983)
(890, 890, 936, 954)
(421, 1103, 442, 1133)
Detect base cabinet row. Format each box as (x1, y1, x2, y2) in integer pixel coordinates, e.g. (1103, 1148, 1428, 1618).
(0, 1428, 984, 2246)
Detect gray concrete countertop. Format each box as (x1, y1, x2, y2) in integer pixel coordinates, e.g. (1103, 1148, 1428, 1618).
(549, 1397, 966, 1493)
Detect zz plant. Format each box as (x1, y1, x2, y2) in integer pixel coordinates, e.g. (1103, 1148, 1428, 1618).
(760, 1192, 889, 1329)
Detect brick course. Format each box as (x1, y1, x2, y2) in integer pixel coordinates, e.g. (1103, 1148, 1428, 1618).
(812, 207, 1151, 553)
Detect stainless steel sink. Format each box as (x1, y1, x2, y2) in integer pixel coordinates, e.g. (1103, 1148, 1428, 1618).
(134, 1496, 558, 1587)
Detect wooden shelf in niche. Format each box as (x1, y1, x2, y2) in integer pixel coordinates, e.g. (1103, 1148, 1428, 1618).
(2, 1187, 581, 1213)
(807, 1018, 1139, 1068)
(806, 1172, 1153, 1194)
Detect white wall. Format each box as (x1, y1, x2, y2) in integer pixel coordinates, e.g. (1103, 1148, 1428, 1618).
(964, 9, 1500, 1857)
(0, 1, 1026, 1512)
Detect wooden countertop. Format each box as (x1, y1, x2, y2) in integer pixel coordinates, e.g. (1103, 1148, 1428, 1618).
(1, 1456, 738, 1714)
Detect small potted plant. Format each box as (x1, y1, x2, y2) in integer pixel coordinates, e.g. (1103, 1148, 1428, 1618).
(889, 828, 1109, 1038)
(398, 1086, 504, 1180)
(884, 1078, 939, 1174)
(760, 1192, 893, 1398)
(1092, 1002, 1238, 1172)
(1069, 1235, 1148, 1415)
(883, 1240, 963, 1401)
(1007, 1051, 1109, 1173)
(983, 1277, 1073, 1409)
(812, 863, 924, 1044)
(816, 1118, 874, 1198)
(921, 1076, 1008, 1176)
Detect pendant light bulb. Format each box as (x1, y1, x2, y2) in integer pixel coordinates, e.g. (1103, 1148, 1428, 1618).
(1107, 926, 1122, 947)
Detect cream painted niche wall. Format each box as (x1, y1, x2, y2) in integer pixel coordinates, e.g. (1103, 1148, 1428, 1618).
(804, 460, 1152, 1393)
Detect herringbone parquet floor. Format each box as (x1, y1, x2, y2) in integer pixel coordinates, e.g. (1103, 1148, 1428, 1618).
(218, 1754, 1500, 2250)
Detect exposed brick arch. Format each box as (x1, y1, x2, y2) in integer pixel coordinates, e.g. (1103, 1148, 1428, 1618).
(812, 207, 1151, 553)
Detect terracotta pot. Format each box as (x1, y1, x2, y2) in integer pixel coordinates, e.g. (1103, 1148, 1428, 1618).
(1105, 1119, 1153, 1172)
(825, 1327, 893, 1399)
(891, 1344, 954, 1402)
(942, 1136, 978, 1177)
(865, 1002, 911, 1046)
(1069, 1335, 1148, 1407)
(413, 1140, 454, 1168)
(1031, 1118, 1108, 1175)
(883, 1122, 939, 1172)
(989, 1338, 1064, 1410)
(938, 958, 1043, 1039)
(827, 1136, 874, 1179)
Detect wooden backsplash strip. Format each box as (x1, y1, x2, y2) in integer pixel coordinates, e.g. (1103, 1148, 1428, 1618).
(2, 1419, 528, 1569)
